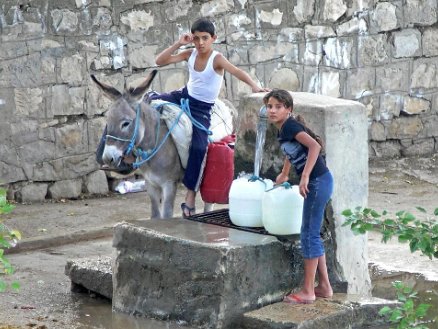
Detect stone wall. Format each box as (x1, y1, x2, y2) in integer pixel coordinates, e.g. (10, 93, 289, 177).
(1, 0, 437, 201)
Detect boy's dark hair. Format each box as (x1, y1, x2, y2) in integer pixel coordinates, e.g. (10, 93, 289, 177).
(191, 17, 215, 36)
(263, 89, 325, 153)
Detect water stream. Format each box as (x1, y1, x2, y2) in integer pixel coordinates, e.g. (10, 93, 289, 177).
(253, 105, 268, 177)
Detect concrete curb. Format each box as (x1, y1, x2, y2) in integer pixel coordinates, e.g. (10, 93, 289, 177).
(4, 226, 114, 255)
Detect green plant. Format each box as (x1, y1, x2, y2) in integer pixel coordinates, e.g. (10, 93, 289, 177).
(341, 207, 438, 259)
(342, 206, 438, 328)
(0, 188, 21, 292)
(379, 281, 431, 329)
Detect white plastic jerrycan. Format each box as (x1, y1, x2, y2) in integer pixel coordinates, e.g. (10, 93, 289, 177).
(262, 183, 304, 235)
(228, 175, 273, 227)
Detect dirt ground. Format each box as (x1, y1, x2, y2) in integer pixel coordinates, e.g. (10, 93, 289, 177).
(368, 154, 438, 216)
(1, 154, 437, 328)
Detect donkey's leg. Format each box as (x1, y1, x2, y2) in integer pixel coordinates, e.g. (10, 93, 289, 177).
(161, 181, 178, 219)
(147, 184, 163, 219)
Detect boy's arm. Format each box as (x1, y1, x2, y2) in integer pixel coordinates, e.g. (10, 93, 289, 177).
(155, 33, 193, 66)
(214, 54, 270, 92)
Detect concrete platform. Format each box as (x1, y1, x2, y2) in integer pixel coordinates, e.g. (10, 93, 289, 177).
(111, 219, 300, 328)
(65, 219, 397, 329)
(66, 255, 397, 329)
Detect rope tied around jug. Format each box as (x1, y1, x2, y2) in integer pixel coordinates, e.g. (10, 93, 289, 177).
(265, 181, 292, 192)
(248, 175, 266, 184)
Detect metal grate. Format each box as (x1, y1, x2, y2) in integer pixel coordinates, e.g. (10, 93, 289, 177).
(186, 208, 274, 236)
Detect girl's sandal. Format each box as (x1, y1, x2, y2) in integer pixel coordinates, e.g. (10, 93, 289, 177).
(283, 294, 314, 305)
(181, 203, 196, 219)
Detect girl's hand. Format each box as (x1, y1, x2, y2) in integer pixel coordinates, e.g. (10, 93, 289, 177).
(275, 172, 289, 185)
(299, 175, 309, 198)
(179, 33, 193, 46)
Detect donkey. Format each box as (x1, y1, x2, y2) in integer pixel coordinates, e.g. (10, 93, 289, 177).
(92, 70, 235, 219)
(92, 70, 185, 219)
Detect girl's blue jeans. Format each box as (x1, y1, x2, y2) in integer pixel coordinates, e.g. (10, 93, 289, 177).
(300, 171, 334, 259)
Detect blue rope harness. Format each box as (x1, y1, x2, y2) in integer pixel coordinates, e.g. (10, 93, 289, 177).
(179, 98, 212, 137)
(105, 99, 212, 169)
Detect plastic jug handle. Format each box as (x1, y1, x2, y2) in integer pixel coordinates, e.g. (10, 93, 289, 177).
(265, 182, 292, 192)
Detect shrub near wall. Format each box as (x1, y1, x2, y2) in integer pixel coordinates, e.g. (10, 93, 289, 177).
(0, 0, 437, 201)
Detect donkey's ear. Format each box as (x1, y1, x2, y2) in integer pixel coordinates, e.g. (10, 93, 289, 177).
(91, 75, 122, 101)
(129, 70, 158, 101)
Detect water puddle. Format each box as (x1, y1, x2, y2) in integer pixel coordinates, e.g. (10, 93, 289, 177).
(73, 294, 195, 329)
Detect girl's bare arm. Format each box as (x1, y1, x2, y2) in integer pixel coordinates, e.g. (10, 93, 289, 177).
(295, 132, 322, 197)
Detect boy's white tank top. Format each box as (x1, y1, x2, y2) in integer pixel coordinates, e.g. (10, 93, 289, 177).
(187, 49, 223, 104)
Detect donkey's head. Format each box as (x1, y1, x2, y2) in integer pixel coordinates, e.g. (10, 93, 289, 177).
(92, 70, 157, 168)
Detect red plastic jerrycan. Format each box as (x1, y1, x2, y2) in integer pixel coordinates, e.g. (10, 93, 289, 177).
(200, 135, 235, 204)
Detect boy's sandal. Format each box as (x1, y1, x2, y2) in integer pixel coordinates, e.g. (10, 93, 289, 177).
(181, 203, 196, 219)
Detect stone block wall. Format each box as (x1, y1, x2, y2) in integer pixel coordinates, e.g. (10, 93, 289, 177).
(0, 0, 437, 201)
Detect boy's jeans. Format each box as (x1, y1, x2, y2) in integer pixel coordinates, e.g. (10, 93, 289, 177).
(150, 87, 213, 191)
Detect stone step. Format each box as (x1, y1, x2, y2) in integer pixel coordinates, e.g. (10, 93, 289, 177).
(240, 294, 397, 329)
(65, 256, 113, 300)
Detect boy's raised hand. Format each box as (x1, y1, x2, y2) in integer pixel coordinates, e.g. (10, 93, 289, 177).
(179, 33, 193, 46)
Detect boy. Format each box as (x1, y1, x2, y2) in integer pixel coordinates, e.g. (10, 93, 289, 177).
(153, 17, 269, 218)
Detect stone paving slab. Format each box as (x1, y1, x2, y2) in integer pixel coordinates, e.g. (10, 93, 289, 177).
(240, 294, 397, 329)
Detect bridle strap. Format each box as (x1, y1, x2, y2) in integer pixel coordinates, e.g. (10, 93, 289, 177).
(105, 103, 142, 157)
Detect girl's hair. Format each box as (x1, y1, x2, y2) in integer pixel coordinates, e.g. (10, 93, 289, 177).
(191, 17, 215, 36)
(263, 89, 325, 152)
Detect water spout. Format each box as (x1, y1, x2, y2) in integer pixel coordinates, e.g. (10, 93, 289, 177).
(254, 105, 268, 177)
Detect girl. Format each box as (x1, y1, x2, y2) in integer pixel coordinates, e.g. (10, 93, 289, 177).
(263, 89, 334, 304)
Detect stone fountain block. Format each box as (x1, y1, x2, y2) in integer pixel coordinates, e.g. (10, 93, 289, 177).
(112, 219, 303, 329)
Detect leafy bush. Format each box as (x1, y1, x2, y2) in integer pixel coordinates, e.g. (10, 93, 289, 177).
(379, 281, 431, 329)
(342, 207, 438, 259)
(0, 188, 21, 292)
(342, 206, 438, 328)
